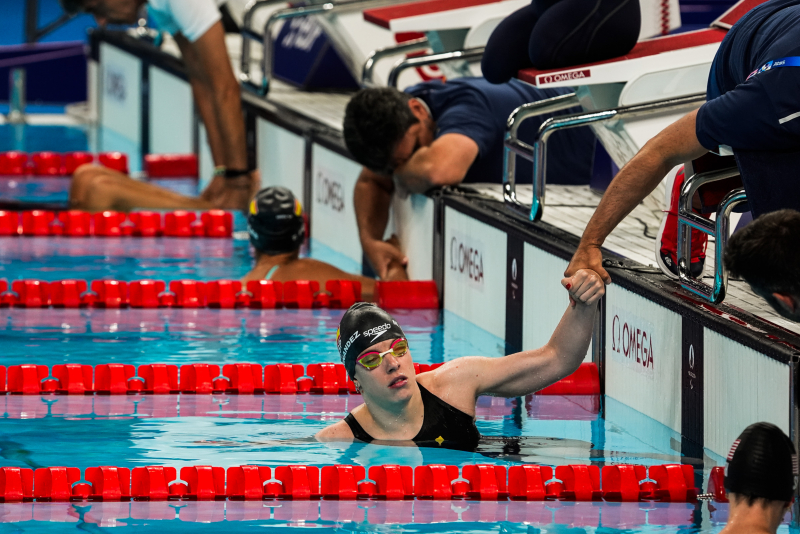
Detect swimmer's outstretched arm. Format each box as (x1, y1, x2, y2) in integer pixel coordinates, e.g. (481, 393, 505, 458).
(428, 270, 604, 400)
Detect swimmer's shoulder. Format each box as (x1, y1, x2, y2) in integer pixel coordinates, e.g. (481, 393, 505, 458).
(315, 419, 355, 441)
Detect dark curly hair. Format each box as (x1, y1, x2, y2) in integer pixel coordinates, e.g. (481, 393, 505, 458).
(343, 88, 418, 174)
(725, 209, 800, 294)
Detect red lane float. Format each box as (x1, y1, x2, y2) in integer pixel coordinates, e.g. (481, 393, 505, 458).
(376, 280, 438, 309)
(0, 279, 442, 309)
(0, 151, 29, 175)
(0, 362, 594, 395)
(0, 463, 703, 502)
(98, 152, 129, 174)
(0, 210, 232, 237)
(144, 154, 198, 178)
(0, 151, 129, 176)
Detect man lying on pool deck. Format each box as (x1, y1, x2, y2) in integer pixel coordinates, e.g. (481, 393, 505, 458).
(344, 78, 596, 281)
(316, 269, 603, 445)
(243, 186, 405, 302)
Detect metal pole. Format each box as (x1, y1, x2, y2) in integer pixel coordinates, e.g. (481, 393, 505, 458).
(25, 0, 38, 43)
(361, 38, 428, 87)
(8, 69, 27, 124)
(387, 47, 484, 88)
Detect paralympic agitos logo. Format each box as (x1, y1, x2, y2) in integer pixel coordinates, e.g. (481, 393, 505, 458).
(449, 236, 484, 283)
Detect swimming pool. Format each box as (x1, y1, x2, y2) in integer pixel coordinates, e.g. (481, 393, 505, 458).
(0, 123, 774, 534)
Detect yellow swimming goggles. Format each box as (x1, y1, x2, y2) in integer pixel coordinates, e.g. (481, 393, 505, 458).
(356, 338, 409, 370)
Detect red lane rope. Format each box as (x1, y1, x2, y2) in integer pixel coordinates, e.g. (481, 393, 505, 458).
(0, 463, 702, 503)
(0, 209, 232, 238)
(0, 363, 598, 396)
(0, 279, 439, 309)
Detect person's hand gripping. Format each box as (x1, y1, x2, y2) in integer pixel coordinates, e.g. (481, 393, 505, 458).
(561, 269, 605, 308)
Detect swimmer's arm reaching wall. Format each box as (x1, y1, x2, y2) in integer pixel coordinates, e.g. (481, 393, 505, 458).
(425, 270, 603, 410)
(393, 134, 479, 194)
(354, 169, 409, 280)
(566, 110, 708, 283)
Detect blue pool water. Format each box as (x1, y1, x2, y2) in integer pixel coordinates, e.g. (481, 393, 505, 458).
(0, 124, 761, 533)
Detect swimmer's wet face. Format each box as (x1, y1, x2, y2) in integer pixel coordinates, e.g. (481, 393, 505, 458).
(72, 0, 144, 25)
(353, 338, 416, 401)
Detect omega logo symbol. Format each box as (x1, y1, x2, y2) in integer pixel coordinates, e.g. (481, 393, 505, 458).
(511, 258, 517, 281)
(689, 345, 695, 369)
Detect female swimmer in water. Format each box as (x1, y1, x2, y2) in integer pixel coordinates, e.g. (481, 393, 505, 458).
(243, 186, 406, 301)
(315, 269, 604, 446)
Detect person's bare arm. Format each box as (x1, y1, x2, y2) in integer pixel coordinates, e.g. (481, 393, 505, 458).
(565, 110, 708, 282)
(175, 23, 246, 169)
(394, 133, 479, 194)
(423, 270, 603, 410)
(175, 23, 257, 210)
(315, 419, 355, 440)
(354, 168, 408, 280)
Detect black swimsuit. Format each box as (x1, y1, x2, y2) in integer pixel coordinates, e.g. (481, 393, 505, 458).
(344, 383, 481, 447)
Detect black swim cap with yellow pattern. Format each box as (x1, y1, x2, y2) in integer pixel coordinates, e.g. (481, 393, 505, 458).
(247, 186, 305, 254)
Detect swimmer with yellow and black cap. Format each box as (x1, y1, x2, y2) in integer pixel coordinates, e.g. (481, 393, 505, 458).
(242, 186, 382, 301)
(720, 422, 797, 534)
(315, 269, 605, 446)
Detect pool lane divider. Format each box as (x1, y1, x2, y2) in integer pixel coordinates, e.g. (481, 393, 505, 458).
(0, 150, 197, 178)
(0, 362, 598, 396)
(0, 463, 712, 503)
(0, 279, 439, 309)
(0, 209, 233, 238)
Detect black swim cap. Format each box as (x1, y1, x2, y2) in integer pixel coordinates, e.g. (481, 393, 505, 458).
(725, 422, 797, 502)
(247, 187, 305, 254)
(336, 303, 406, 379)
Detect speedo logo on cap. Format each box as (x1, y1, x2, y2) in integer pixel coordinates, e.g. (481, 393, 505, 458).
(362, 323, 391, 343)
(249, 199, 258, 215)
